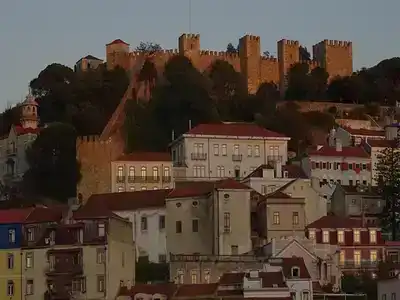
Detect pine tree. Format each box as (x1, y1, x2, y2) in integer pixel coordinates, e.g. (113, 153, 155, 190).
(376, 140, 400, 240)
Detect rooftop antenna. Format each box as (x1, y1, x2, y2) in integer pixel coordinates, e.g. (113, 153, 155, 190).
(189, 0, 192, 33)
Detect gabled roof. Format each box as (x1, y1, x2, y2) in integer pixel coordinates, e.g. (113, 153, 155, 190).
(274, 238, 317, 260)
(184, 123, 288, 139)
(367, 139, 397, 148)
(342, 127, 385, 137)
(174, 283, 218, 298)
(264, 179, 299, 199)
(115, 152, 171, 162)
(0, 208, 33, 224)
(25, 206, 66, 223)
(270, 257, 311, 279)
(308, 145, 369, 158)
(306, 215, 363, 229)
(106, 39, 129, 46)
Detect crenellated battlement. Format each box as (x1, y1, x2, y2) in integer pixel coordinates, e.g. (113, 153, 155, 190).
(243, 35, 260, 41)
(76, 135, 112, 146)
(322, 39, 352, 47)
(128, 48, 179, 57)
(280, 39, 299, 46)
(180, 33, 200, 40)
(261, 56, 278, 63)
(199, 50, 239, 59)
(303, 60, 320, 68)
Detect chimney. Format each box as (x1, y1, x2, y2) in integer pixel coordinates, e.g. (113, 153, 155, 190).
(171, 130, 175, 141)
(188, 119, 192, 130)
(275, 161, 282, 178)
(329, 128, 336, 146)
(271, 238, 276, 256)
(335, 139, 342, 152)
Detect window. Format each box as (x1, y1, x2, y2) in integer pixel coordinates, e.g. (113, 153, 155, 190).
(194, 143, 204, 154)
(213, 144, 219, 156)
(291, 267, 300, 278)
(204, 269, 211, 283)
(159, 215, 165, 230)
(337, 230, 344, 243)
(72, 278, 84, 292)
(129, 187, 135, 191)
(192, 219, 199, 232)
(349, 163, 353, 170)
(7, 280, 14, 296)
(26, 279, 34, 295)
(370, 250, 377, 262)
(141, 216, 148, 231)
(247, 145, 252, 157)
(97, 248, 105, 264)
(354, 229, 360, 243)
(349, 180, 353, 186)
(231, 245, 238, 255)
(97, 275, 105, 292)
(354, 250, 361, 266)
(98, 223, 105, 237)
(128, 166, 135, 178)
(370, 230, 377, 243)
(152, 167, 159, 179)
(383, 295, 387, 300)
(122, 251, 125, 267)
(221, 144, 227, 156)
(292, 212, 299, 225)
(217, 166, 225, 177)
(117, 186, 124, 192)
(177, 269, 184, 284)
(233, 144, 239, 155)
(261, 185, 267, 195)
(302, 291, 310, 300)
(273, 212, 280, 225)
(26, 252, 33, 268)
(392, 293, 396, 300)
(339, 250, 345, 264)
(176, 221, 182, 233)
(141, 166, 147, 179)
(141, 186, 147, 190)
(224, 213, 231, 232)
(158, 254, 167, 263)
(193, 165, 206, 178)
(191, 270, 198, 284)
(254, 145, 260, 157)
(322, 230, 329, 243)
(7, 254, 14, 269)
(8, 229, 15, 243)
(117, 166, 124, 177)
(27, 228, 34, 241)
(164, 167, 170, 178)
(308, 230, 315, 240)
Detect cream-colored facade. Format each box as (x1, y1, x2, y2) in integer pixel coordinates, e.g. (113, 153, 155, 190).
(171, 124, 290, 181)
(111, 153, 174, 192)
(22, 217, 135, 300)
(166, 183, 252, 256)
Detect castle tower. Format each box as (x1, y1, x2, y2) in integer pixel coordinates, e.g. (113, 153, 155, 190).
(312, 40, 353, 80)
(239, 35, 261, 94)
(277, 39, 300, 95)
(20, 90, 39, 129)
(178, 34, 200, 67)
(106, 39, 130, 70)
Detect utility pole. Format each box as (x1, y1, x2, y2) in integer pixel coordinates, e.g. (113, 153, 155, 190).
(189, 0, 192, 33)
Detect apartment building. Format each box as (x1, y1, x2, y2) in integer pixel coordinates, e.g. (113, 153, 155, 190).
(302, 140, 371, 198)
(170, 123, 290, 181)
(111, 152, 173, 192)
(21, 205, 135, 300)
(85, 189, 170, 263)
(166, 178, 253, 257)
(330, 185, 383, 225)
(306, 215, 384, 275)
(242, 163, 308, 195)
(0, 93, 39, 183)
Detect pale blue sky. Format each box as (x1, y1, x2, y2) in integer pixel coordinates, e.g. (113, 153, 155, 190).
(0, 1, 398, 109)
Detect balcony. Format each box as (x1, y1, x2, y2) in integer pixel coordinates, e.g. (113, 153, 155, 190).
(170, 253, 268, 263)
(232, 154, 243, 162)
(132, 176, 161, 183)
(340, 259, 378, 269)
(267, 155, 282, 162)
(162, 176, 172, 183)
(45, 263, 83, 276)
(191, 153, 207, 160)
(116, 176, 125, 183)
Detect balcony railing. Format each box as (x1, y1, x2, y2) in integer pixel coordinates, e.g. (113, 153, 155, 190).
(170, 253, 268, 263)
(191, 153, 207, 160)
(116, 176, 125, 183)
(45, 264, 83, 276)
(340, 259, 378, 269)
(162, 176, 172, 183)
(267, 155, 282, 162)
(232, 154, 243, 162)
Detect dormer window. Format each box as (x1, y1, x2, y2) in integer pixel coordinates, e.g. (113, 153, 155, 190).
(27, 228, 34, 242)
(308, 230, 315, 240)
(284, 171, 289, 178)
(322, 230, 330, 243)
(98, 223, 105, 237)
(291, 267, 300, 278)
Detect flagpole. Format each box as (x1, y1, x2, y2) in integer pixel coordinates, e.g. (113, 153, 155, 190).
(189, 0, 192, 33)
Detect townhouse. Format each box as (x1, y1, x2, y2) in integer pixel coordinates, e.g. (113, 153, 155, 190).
(170, 122, 290, 181)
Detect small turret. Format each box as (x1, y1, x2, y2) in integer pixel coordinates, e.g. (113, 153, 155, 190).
(20, 89, 39, 129)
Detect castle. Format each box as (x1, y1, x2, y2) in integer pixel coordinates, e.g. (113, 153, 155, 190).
(76, 33, 353, 201)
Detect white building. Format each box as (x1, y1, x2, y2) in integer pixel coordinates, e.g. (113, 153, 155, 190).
(377, 276, 400, 300)
(170, 122, 290, 181)
(84, 189, 170, 263)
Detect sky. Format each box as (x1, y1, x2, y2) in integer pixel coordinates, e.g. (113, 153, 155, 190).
(0, 0, 399, 110)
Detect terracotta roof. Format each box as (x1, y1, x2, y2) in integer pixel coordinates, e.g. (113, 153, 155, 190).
(265, 179, 299, 199)
(115, 152, 171, 162)
(106, 39, 129, 46)
(270, 257, 311, 279)
(367, 139, 397, 148)
(185, 123, 287, 139)
(167, 179, 251, 198)
(14, 125, 40, 136)
(119, 283, 177, 297)
(86, 189, 171, 211)
(219, 272, 245, 285)
(258, 271, 286, 288)
(244, 164, 307, 180)
(0, 208, 33, 224)
(343, 127, 385, 136)
(174, 283, 218, 298)
(73, 204, 121, 220)
(306, 215, 363, 229)
(308, 145, 370, 158)
(25, 206, 66, 223)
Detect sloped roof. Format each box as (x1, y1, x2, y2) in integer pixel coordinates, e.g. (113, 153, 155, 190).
(106, 39, 129, 46)
(306, 215, 363, 229)
(308, 145, 369, 158)
(343, 127, 385, 136)
(0, 208, 33, 224)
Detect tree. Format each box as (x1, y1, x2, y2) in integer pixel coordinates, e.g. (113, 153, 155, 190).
(285, 63, 312, 100)
(376, 141, 400, 240)
(309, 67, 329, 99)
(299, 46, 311, 61)
(135, 42, 162, 53)
(226, 43, 238, 54)
(23, 123, 81, 202)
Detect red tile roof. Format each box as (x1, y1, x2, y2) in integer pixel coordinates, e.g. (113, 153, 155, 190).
(0, 208, 33, 224)
(14, 125, 40, 136)
(219, 272, 245, 285)
(167, 179, 251, 198)
(119, 283, 177, 297)
(306, 215, 363, 229)
(86, 189, 171, 211)
(259, 271, 286, 288)
(116, 152, 171, 162)
(185, 123, 287, 139)
(367, 139, 396, 148)
(106, 39, 129, 46)
(174, 283, 218, 298)
(72, 205, 121, 220)
(308, 146, 370, 158)
(25, 206, 66, 223)
(270, 257, 311, 279)
(343, 127, 385, 137)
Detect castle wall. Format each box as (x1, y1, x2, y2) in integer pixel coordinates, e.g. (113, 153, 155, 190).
(260, 57, 279, 85)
